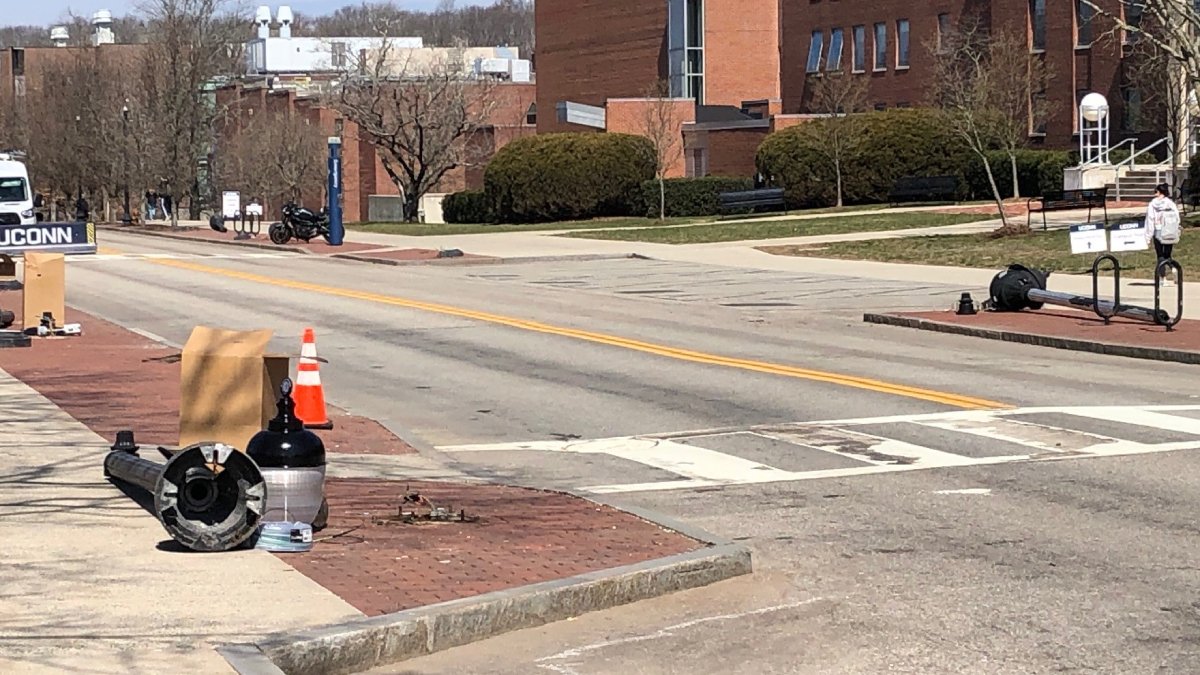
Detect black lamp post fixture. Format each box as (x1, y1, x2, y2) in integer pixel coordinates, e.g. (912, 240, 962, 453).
(121, 103, 131, 224)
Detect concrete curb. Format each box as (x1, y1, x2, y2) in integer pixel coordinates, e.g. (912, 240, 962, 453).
(96, 224, 312, 255)
(864, 312, 1200, 365)
(219, 543, 751, 675)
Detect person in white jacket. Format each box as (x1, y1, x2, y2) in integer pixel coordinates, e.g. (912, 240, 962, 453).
(1145, 183, 1182, 285)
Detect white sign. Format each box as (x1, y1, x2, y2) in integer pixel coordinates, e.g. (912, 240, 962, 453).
(1109, 220, 1149, 252)
(221, 191, 241, 219)
(245, 202, 263, 217)
(1069, 223, 1108, 254)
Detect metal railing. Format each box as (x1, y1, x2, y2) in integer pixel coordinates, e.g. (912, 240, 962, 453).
(1114, 136, 1174, 201)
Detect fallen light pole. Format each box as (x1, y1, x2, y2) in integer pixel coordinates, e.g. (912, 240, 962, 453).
(987, 261, 1181, 329)
(104, 431, 267, 552)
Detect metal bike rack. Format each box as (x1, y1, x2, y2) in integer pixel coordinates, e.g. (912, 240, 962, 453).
(1154, 258, 1184, 331)
(233, 212, 262, 240)
(1090, 253, 1121, 324)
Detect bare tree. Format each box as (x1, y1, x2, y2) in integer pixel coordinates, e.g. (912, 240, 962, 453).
(803, 72, 869, 208)
(986, 30, 1054, 199)
(927, 18, 1031, 234)
(136, 0, 246, 225)
(1082, 2, 1200, 102)
(331, 38, 498, 221)
(257, 111, 328, 203)
(640, 79, 682, 221)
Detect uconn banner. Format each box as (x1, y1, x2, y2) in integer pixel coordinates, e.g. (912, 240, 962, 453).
(0, 222, 97, 255)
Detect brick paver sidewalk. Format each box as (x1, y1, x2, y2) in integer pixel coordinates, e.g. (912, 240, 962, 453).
(0, 294, 703, 616)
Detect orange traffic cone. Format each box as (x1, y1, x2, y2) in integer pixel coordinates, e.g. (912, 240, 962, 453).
(295, 328, 333, 429)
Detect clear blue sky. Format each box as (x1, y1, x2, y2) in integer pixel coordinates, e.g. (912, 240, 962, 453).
(6, 1, 491, 26)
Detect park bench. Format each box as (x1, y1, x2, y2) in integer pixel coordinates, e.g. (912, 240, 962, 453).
(887, 175, 959, 205)
(717, 188, 786, 216)
(1026, 187, 1108, 231)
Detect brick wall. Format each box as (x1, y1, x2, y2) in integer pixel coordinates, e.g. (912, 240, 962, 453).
(781, 0, 1142, 150)
(704, 0, 780, 106)
(535, 0, 667, 133)
(604, 98, 696, 178)
(706, 127, 767, 177)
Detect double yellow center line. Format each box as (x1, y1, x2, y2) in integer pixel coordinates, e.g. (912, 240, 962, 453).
(101, 246, 1010, 410)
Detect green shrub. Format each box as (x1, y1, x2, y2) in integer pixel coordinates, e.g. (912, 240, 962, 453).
(640, 176, 754, 218)
(483, 132, 655, 223)
(756, 107, 1076, 208)
(963, 150, 1071, 200)
(441, 190, 492, 223)
(755, 108, 970, 209)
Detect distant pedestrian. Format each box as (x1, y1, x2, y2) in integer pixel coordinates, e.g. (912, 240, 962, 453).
(74, 195, 89, 222)
(145, 190, 157, 220)
(1145, 183, 1182, 286)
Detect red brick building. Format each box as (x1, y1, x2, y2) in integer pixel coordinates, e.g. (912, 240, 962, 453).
(535, 0, 1169, 180)
(213, 79, 536, 223)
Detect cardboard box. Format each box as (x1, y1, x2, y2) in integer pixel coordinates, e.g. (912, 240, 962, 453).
(22, 252, 65, 331)
(179, 326, 291, 452)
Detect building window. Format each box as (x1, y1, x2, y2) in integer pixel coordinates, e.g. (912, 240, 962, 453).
(937, 13, 951, 52)
(687, 147, 708, 177)
(331, 42, 347, 69)
(807, 30, 824, 73)
(1124, 1, 1144, 43)
(874, 102, 887, 111)
(1030, 90, 1047, 135)
(1030, 0, 1046, 51)
(1122, 87, 1142, 131)
(12, 48, 23, 77)
(667, 0, 705, 103)
(874, 23, 887, 70)
(1076, 0, 1093, 47)
(896, 20, 910, 67)
(828, 27, 844, 71)
(852, 25, 866, 72)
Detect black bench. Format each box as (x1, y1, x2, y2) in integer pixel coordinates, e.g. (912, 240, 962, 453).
(1027, 187, 1108, 231)
(717, 188, 786, 216)
(888, 175, 959, 205)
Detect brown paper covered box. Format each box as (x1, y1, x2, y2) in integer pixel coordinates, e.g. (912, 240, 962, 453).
(179, 326, 291, 452)
(22, 252, 65, 331)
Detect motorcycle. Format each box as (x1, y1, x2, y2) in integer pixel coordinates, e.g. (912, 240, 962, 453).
(269, 201, 332, 245)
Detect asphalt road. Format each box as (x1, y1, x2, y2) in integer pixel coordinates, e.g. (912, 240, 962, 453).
(62, 231, 1200, 673)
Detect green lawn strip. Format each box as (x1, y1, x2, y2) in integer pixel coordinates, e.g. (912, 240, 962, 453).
(761, 227, 1200, 279)
(559, 212, 994, 244)
(347, 216, 716, 236)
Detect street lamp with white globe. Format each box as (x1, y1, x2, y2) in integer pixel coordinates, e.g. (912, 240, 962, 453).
(1079, 92, 1109, 164)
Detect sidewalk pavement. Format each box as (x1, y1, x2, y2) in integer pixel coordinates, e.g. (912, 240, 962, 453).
(0, 367, 361, 674)
(0, 298, 733, 674)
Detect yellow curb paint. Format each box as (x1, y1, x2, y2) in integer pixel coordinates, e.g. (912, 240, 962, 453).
(104, 246, 1012, 411)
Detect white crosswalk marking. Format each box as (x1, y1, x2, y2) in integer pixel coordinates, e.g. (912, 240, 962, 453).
(439, 405, 1200, 494)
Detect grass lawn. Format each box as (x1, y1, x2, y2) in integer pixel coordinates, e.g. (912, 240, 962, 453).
(761, 225, 1200, 278)
(559, 212, 993, 244)
(346, 215, 722, 236)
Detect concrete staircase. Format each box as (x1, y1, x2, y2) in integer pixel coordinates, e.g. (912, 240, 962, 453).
(1103, 168, 1171, 202)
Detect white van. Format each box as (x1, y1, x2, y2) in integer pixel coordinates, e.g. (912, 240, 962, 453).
(0, 154, 35, 225)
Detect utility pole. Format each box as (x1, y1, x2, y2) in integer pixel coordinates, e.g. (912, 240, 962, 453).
(122, 103, 131, 224)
